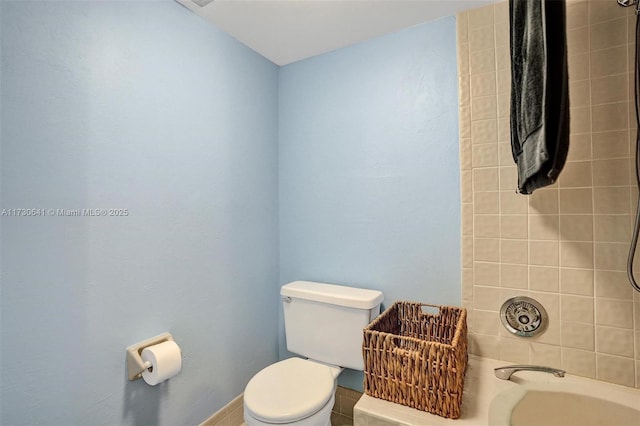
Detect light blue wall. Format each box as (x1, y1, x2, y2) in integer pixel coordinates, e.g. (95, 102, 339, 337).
(278, 17, 460, 390)
(0, 1, 279, 425)
(1, 1, 461, 422)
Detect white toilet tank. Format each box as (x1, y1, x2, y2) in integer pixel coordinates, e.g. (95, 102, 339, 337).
(280, 281, 383, 370)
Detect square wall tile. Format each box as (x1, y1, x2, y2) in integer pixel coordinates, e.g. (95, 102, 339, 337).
(566, 1, 588, 30)
(593, 187, 631, 214)
(474, 285, 501, 311)
(529, 240, 559, 266)
(594, 242, 629, 271)
(501, 215, 528, 239)
(472, 119, 498, 143)
(596, 299, 634, 328)
(472, 95, 498, 120)
(590, 46, 627, 79)
(561, 294, 594, 323)
(593, 159, 630, 187)
(475, 238, 500, 262)
(529, 343, 561, 367)
(475, 191, 500, 214)
(561, 321, 595, 351)
(560, 215, 593, 241)
(595, 270, 632, 300)
(469, 26, 495, 53)
(562, 348, 596, 378)
(597, 353, 635, 387)
(474, 261, 500, 286)
(500, 338, 530, 364)
(474, 168, 499, 191)
(561, 268, 594, 296)
(529, 266, 559, 292)
(589, 17, 627, 52)
(468, 4, 494, 29)
(471, 333, 500, 359)
(558, 161, 592, 188)
(559, 188, 593, 214)
(596, 326, 634, 357)
(568, 52, 590, 81)
(501, 239, 528, 264)
(474, 309, 499, 335)
(471, 72, 497, 97)
(529, 189, 559, 214)
(501, 263, 528, 289)
(560, 241, 594, 269)
(475, 214, 499, 238)
(590, 0, 627, 25)
(594, 215, 632, 242)
(592, 130, 629, 159)
(568, 133, 592, 161)
(529, 215, 559, 240)
(501, 190, 528, 214)
(591, 74, 628, 106)
(472, 144, 499, 168)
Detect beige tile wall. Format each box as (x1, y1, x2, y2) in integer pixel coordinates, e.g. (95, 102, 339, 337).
(458, 0, 640, 388)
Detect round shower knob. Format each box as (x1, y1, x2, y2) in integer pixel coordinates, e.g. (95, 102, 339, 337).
(500, 296, 548, 337)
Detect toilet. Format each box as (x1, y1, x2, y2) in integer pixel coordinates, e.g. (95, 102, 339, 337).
(243, 281, 384, 426)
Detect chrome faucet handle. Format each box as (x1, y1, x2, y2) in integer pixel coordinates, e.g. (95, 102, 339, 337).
(494, 365, 566, 380)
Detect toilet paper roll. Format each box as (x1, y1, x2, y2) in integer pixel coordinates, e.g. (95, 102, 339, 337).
(141, 340, 182, 386)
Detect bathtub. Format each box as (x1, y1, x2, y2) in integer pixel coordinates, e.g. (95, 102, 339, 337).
(354, 356, 640, 426)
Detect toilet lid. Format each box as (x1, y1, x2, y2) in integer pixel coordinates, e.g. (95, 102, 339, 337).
(244, 358, 335, 423)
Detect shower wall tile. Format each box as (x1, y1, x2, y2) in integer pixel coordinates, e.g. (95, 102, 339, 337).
(592, 102, 629, 132)
(597, 354, 635, 387)
(593, 158, 630, 186)
(568, 26, 590, 54)
(471, 119, 498, 143)
(590, 45, 628, 78)
(595, 270, 633, 300)
(559, 188, 593, 214)
(569, 52, 591, 80)
(562, 347, 596, 378)
(529, 189, 559, 214)
(570, 79, 591, 107)
(501, 263, 528, 289)
(592, 130, 629, 158)
(529, 266, 559, 292)
(567, 1, 589, 30)
(589, 17, 627, 51)
(561, 267, 594, 296)
(500, 215, 528, 239)
(558, 160, 593, 188)
(568, 133, 592, 161)
(560, 214, 594, 241)
(458, 0, 639, 388)
(594, 214, 631, 242)
(469, 26, 495, 52)
(591, 74, 627, 105)
(589, 0, 627, 24)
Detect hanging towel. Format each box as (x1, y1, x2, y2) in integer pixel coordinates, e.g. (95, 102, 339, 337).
(509, 0, 570, 194)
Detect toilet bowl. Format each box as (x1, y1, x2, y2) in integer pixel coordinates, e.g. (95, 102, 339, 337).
(243, 281, 383, 426)
(243, 358, 342, 426)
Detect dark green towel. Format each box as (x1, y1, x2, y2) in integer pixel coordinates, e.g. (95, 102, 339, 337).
(509, 0, 570, 194)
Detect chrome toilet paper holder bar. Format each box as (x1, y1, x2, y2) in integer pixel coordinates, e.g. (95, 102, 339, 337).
(126, 332, 175, 381)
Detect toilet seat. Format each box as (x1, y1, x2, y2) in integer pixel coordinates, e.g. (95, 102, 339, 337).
(244, 358, 336, 423)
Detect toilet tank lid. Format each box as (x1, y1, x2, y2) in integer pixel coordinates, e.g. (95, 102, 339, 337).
(281, 281, 383, 309)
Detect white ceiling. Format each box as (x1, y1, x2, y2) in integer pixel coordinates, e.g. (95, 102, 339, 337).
(175, 0, 493, 66)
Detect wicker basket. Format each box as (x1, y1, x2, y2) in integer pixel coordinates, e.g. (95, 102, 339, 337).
(362, 301, 468, 419)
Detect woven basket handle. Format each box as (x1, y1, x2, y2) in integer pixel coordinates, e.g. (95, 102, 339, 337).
(418, 304, 442, 316)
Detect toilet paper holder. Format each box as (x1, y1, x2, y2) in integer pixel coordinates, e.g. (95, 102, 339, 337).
(126, 332, 175, 381)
